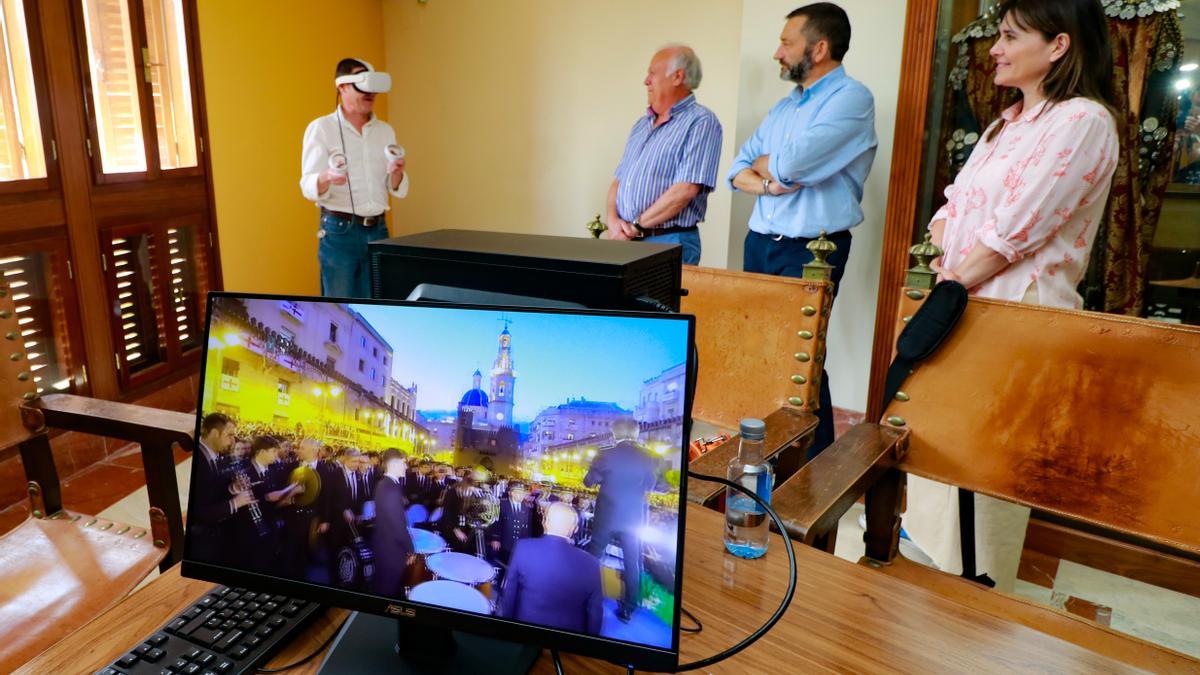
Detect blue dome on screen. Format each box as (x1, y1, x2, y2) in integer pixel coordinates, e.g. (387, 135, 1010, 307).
(460, 388, 489, 407)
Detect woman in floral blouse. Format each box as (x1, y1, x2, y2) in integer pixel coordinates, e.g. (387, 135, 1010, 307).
(905, 0, 1121, 591)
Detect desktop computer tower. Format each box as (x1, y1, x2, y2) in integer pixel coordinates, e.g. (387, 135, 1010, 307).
(369, 229, 683, 311)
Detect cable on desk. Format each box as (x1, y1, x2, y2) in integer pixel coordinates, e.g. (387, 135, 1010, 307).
(671, 470, 797, 672)
(256, 611, 350, 673)
(679, 607, 702, 634)
(551, 648, 566, 675)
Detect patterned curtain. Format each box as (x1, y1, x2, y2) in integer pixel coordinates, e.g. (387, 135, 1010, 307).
(931, 0, 1184, 315)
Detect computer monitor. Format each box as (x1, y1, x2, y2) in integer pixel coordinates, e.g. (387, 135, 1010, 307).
(182, 293, 694, 672)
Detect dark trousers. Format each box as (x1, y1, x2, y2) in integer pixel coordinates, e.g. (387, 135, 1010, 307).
(743, 229, 853, 460)
(589, 524, 642, 614)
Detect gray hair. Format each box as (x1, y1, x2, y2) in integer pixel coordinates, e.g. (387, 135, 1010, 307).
(662, 44, 702, 90)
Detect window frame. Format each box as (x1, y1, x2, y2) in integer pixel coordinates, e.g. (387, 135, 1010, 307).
(70, 0, 204, 185)
(0, 0, 60, 196)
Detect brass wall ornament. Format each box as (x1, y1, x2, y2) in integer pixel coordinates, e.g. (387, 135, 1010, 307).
(906, 230, 944, 290)
(802, 231, 838, 281)
(585, 214, 606, 239)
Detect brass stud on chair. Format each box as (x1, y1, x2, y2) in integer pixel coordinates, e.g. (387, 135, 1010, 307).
(886, 416, 906, 427)
(801, 306, 816, 316)
(0, 310, 10, 319)
(798, 330, 813, 340)
(902, 315, 912, 323)
(894, 391, 910, 402)
(9, 352, 21, 361)
(4, 331, 16, 340)
(791, 375, 807, 384)
(905, 290, 925, 300)
(16, 372, 29, 381)
(794, 352, 810, 362)
(788, 396, 804, 406)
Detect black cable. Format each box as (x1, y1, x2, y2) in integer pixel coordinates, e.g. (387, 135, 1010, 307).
(678, 606, 702, 634)
(551, 648, 565, 675)
(255, 611, 349, 673)
(671, 470, 797, 672)
(334, 93, 359, 218)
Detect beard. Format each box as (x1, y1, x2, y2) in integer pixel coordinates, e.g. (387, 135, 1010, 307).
(779, 47, 814, 84)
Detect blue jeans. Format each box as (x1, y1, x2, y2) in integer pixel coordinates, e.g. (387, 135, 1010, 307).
(643, 228, 701, 265)
(317, 212, 388, 298)
(743, 229, 853, 460)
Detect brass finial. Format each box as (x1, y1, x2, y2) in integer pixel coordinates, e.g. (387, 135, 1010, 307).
(905, 230, 944, 290)
(802, 231, 838, 281)
(585, 214, 607, 239)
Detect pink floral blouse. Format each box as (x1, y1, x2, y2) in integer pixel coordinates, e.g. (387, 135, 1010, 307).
(932, 97, 1119, 308)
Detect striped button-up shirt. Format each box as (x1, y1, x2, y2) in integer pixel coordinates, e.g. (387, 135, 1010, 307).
(728, 66, 877, 239)
(614, 94, 723, 230)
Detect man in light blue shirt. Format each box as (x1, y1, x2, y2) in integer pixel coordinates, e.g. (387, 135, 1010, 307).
(609, 45, 723, 265)
(728, 3, 877, 458)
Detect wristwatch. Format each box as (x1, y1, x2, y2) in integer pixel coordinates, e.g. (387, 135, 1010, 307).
(631, 218, 648, 238)
(762, 178, 773, 196)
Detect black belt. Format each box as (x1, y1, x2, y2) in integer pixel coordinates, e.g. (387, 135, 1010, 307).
(753, 229, 851, 243)
(637, 225, 697, 239)
(321, 207, 384, 227)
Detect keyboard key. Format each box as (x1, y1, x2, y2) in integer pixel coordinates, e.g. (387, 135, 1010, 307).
(183, 610, 217, 636)
(261, 602, 279, 613)
(244, 636, 263, 648)
(233, 610, 248, 621)
(134, 643, 151, 656)
(204, 618, 221, 629)
(99, 669, 119, 675)
(117, 653, 139, 668)
(231, 600, 247, 610)
(215, 587, 231, 597)
(198, 596, 215, 608)
(186, 648, 203, 660)
(251, 611, 267, 621)
(192, 627, 225, 646)
(230, 645, 251, 660)
(186, 606, 204, 619)
(214, 600, 229, 610)
(225, 592, 241, 602)
(242, 592, 258, 601)
(256, 625, 275, 638)
(149, 633, 169, 646)
(197, 653, 217, 666)
(216, 659, 235, 673)
(167, 618, 189, 633)
(217, 609, 234, 619)
(268, 617, 286, 628)
(173, 658, 190, 670)
(146, 647, 167, 662)
(238, 620, 256, 631)
(244, 601, 260, 612)
(184, 664, 202, 675)
(272, 594, 287, 603)
(215, 629, 245, 653)
(281, 604, 301, 617)
(203, 671, 220, 675)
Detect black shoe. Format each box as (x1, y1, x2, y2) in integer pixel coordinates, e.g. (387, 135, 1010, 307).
(617, 607, 634, 623)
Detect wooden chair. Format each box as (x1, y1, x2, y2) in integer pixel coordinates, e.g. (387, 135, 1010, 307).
(0, 285, 195, 670)
(678, 240, 837, 510)
(771, 248, 1200, 671)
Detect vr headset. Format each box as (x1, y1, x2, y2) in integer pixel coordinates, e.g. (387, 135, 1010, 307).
(334, 59, 392, 94)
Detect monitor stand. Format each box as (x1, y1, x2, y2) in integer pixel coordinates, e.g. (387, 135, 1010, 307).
(317, 611, 542, 674)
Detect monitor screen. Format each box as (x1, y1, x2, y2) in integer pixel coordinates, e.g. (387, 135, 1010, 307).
(182, 293, 693, 670)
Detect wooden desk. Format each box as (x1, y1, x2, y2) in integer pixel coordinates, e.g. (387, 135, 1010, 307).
(20, 506, 1181, 674)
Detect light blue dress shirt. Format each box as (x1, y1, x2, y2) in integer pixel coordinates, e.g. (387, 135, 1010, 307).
(727, 66, 878, 239)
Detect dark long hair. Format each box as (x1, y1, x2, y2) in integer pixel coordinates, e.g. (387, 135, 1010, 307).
(985, 0, 1118, 142)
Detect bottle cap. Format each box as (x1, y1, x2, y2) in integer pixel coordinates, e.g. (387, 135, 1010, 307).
(385, 144, 406, 161)
(739, 418, 766, 440)
(328, 151, 348, 176)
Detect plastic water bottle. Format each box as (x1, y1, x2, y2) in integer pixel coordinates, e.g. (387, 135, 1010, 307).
(724, 418, 773, 559)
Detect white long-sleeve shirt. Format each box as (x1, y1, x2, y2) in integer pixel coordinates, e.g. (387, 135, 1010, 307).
(299, 108, 409, 217)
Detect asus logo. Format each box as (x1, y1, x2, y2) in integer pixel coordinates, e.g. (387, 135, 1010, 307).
(385, 604, 416, 617)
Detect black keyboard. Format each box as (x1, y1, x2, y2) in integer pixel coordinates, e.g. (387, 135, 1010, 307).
(96, 584, 322, 675)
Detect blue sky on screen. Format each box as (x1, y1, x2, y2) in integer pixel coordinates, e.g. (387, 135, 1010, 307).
(351, 304, 688, 422)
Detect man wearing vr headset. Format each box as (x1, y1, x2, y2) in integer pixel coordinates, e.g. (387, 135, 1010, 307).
(300, 58, 409, 298)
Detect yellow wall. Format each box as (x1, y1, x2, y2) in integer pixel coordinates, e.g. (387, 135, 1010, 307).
(197, 0, 388, 295)
(380, 0, 743, 268)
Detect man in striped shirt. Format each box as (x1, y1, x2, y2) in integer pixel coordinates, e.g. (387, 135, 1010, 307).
(607, 45, 723, 265)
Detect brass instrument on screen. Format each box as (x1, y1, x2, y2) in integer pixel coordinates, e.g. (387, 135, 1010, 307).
(288, 465, 322, 507)
(231, 466, 269, 538)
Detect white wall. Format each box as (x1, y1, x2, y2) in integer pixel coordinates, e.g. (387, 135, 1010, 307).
(380, 0, 743, 268)
(730, 0, 906, 412)
(379, 0, 908, 413)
